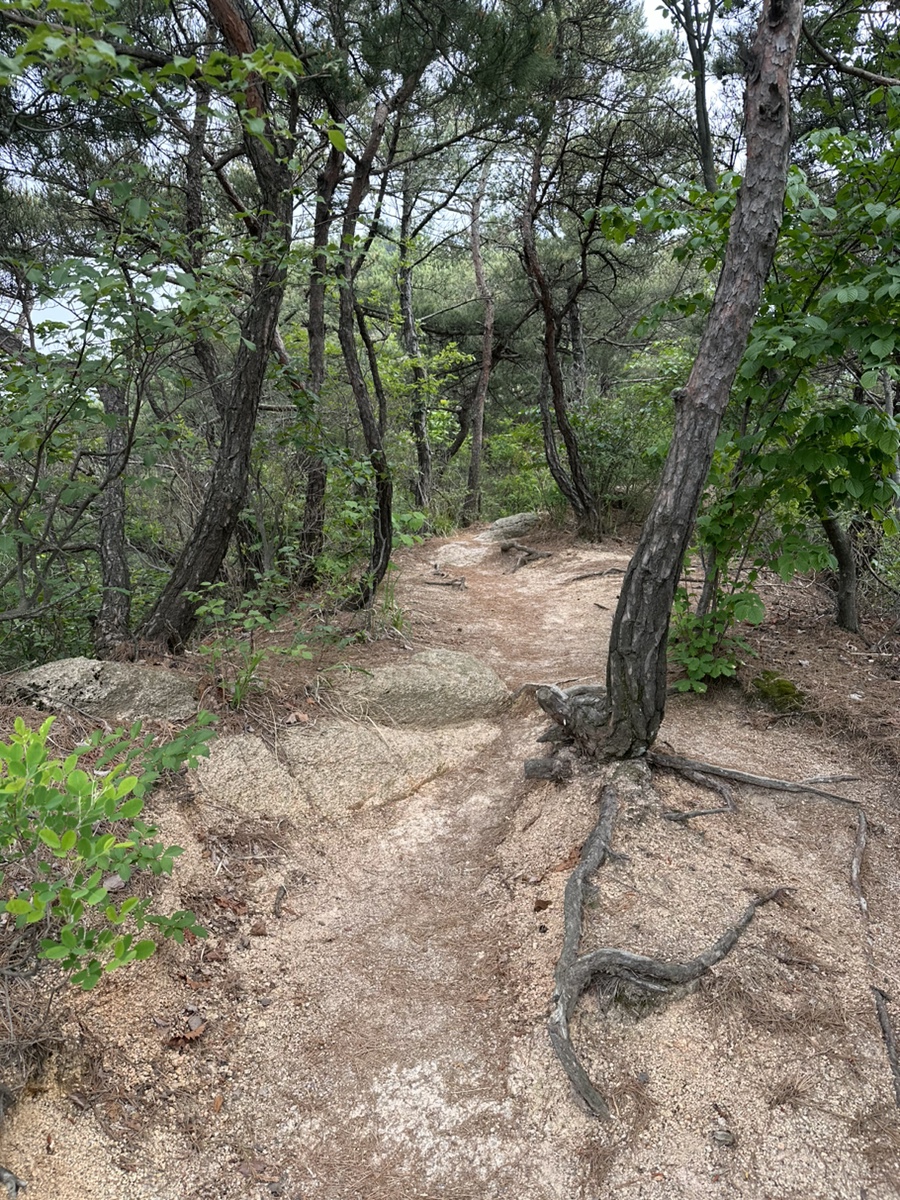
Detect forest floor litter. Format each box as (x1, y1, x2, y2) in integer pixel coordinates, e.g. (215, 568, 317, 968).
(1, 524, 899, 1199)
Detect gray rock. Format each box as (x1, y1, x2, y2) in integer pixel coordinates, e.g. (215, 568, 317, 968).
(434, 542, 493, 567)
(195, 732, 310, 818)
(4, 656, 198, 723)
(328, 649, 509, 728)
(479, 512, 541, 541)
(195, 718, 502, 817)
(284, 718, 501, 814)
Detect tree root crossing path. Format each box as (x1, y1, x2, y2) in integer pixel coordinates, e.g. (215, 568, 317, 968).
(3, 528, 900, 1199)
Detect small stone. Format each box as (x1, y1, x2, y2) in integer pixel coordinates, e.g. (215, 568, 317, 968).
(711, 1128, 736, 1147)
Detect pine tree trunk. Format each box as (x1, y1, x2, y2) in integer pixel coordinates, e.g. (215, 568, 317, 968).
(596, 0, 804, 759)
(521, 147, 598, 533)
(297, 146, 343, 586)
(462, 167, 493, 524)
(399, 184, 433, 511)
(139, 0, 293, 648)
(93, 382, 132, 657)
(338, 76, 420, 608)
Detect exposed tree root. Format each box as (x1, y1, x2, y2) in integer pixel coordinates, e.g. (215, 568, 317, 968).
(524, 757, 572, 782)
(850, 809, 868, 918)
(532, 687, 900, 1112)
(548, 759, 786, 1118)
(648, 751, 860, 809)
(0, 1165, 26, 1197)
(660, 766, 735, 822)
(873, 989, 900, 1108)
(499, 540, 553, 572)
(663, 805, 730, 824)
(846, 809, 900, 1108)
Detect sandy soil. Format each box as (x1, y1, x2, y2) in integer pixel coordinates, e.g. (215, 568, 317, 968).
(2, 526, 899, 1199)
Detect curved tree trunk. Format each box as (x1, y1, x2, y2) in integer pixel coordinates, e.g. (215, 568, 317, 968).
(521, 147, 598, 535)
(297, 145, 343, 586)
(462, 166, 494, 524)
(817, 506, 859, 633)
(139, 0, 293, 648)
(338, 75, 420, 608)
(399, 182, 433, 511)
(93, 381, 132, 658)
(596, 0, 804, 759)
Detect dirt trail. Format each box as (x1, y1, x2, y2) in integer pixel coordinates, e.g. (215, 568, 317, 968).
(2, 528, 899, 1199)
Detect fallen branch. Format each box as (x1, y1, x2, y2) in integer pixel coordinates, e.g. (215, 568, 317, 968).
(873, 988, 900, 1108)
(648, 751, 860, 809)
(421, 576, 466, 588)
(548, 759, 786, 1118)
(499, 540, 552, 572)
(850, 809, 868, 918)
(563, 567, 627, 585)
(499, 539, 551, 555)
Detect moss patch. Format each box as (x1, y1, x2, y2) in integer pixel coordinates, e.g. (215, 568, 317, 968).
(751, 669, 807, 713)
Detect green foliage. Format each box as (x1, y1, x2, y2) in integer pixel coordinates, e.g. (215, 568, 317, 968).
(481, 415, 559, 519)
(571, 342, 685, 520)
(668, 586, 761, 694)
(0, 714, 215, 989)
(191, 582, 312, 709)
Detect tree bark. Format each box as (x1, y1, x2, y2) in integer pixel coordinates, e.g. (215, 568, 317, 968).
(665, 0, 718, 192)
(820, 516, 859, 633)
(462, 166, 494, 524)
(521, 147, 598, 535)
(93, 381, 132, 657)
(399, 181, 433, 511)
(338, 75, 420, 608)
(296, 144, 343, 586)
(598, 0, 804, 759)
(139, 0, 293, 648)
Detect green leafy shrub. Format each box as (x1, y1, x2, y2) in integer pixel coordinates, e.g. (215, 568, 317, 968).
(481, 414, 560, 519)
(192, 582, 313, 708)
(668, 586, 763, 693)
(0, 715, 215, 990)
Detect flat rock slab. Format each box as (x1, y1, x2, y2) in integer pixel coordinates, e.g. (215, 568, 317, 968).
(329, 649, 509, 728)
(4, 656, 198, 723)
(476, 512, 540, 542)
(434, 542, 493, 567)
(284, 718, 501, 815)
(195, 719, 501, 818)
(195, 732, 311, 819)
